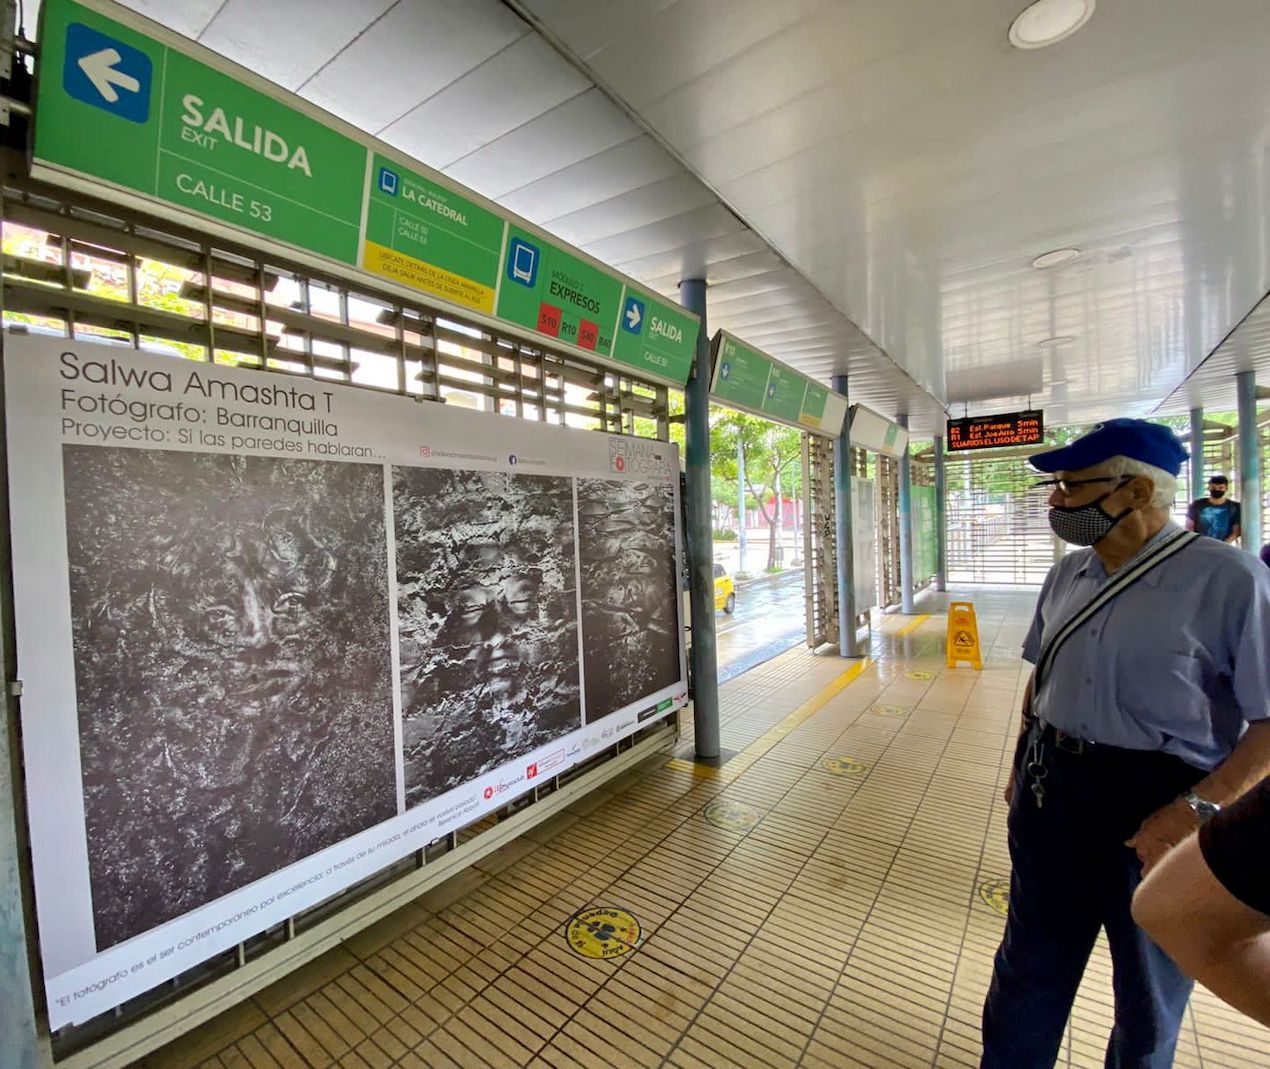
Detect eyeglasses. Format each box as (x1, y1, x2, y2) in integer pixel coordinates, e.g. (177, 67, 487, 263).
(1032, 475, 1130, 495)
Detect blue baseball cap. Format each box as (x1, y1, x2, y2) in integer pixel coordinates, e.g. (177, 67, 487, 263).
(1029, 418, 1189, 475)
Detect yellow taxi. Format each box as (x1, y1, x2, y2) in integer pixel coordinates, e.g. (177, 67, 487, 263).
(713, 562, 736, 614)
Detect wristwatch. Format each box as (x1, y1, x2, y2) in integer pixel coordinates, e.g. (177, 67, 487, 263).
(1182, 791, 1222, 825)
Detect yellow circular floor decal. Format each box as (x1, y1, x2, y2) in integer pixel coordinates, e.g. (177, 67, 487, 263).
(822, 755, 869, 776)
(704, 799, 760, 832)
(566, 907, 641, 960)
(906, 670, 935, 680)
(871, 703, 910, 718)
(978, 878, 1010, 916)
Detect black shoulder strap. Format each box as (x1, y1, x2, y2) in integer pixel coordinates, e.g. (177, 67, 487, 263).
(1033, 529, 1199, 694)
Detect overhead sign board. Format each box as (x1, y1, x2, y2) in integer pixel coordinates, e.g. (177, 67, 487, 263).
(848, 404, 909, 458)
(708, 330, 848, 436)
(6, 333, 688, 1027)
(31, 0, 698, 386)
(946, 409, 1044, 452)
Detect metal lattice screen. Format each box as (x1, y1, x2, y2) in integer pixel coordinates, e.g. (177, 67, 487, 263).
(802, 432, 836, 648)
(946, 452, 1055, 585)
(875, 454, 902, 606)
(0, 173, 672, 443)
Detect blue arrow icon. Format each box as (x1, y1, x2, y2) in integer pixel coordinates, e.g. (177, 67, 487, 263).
(63, 23, 152, 124)
(622, 296, 645, 334)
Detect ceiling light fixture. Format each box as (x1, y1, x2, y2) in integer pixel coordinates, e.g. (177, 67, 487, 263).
(1036, 336, 1076, 348)
(1009, 0, 1096, 50)
(1031, 247, 1081, 268)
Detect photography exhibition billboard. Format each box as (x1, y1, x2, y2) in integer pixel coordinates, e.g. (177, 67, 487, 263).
(4, 333, 687, 1027)
(31, 0, 698, 387)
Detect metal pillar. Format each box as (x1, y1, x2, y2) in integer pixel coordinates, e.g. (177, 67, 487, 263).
(897, 414, 915, 613)
(1189, 406, 1204, 497)
(1236, 371, 1261, 553)
(679, 278, 720, 758)
(934, 434, 947, 593)
(736, 435, 747, 574)
(832, 375, 861, 657)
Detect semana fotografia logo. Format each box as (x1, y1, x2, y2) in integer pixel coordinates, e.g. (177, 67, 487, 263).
(608, 437, 672, 476)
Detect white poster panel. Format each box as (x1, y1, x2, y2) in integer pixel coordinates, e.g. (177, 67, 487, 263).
(851, 477, 878, 610)
(4, 334, 687, 1027)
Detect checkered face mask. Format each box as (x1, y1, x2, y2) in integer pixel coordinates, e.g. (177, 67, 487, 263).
(1048, 490, 1133, 546)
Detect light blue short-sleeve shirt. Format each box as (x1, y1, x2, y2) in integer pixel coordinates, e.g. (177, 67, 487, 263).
(1023, 522, 1270, 770)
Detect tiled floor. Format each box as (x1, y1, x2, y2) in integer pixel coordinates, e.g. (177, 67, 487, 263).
(133, 587, 1270, 1069)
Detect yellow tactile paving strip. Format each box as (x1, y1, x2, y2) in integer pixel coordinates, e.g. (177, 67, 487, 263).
(132, 589, 1270, 1069)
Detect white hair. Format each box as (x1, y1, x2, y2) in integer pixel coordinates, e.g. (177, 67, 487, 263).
(1101, 455, 1177, 509)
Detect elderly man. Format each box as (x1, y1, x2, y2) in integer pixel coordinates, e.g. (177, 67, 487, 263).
(980, 419, 1270, 1069)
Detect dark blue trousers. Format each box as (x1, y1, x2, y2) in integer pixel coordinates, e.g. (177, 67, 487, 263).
(981, 725, 1205, 1069)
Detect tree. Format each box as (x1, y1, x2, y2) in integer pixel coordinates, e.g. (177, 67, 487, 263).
(712, 412, 802, 570)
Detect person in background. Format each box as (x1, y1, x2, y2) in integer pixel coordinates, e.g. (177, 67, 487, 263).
(1133, 774, 1270, 1029)
(1260, 542, 1270, 569)
(981, 419, 1270, 1069)
(1186, 474, 1241, 543)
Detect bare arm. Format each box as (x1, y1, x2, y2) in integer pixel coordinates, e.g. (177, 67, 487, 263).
(1195, 720, 1270, 805)
(1132, 834, 1270, 1027)
(1129, 722, 1270, 869)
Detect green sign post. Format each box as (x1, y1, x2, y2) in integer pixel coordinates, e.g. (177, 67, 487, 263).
(709, 331, 848, 436)
(31, 0, 699, 386)
(912, 484, 938, 582)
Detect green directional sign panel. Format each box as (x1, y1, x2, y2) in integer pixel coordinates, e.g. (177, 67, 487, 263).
(611, 288, 698, 383)
(712, 333, 772, 410)
(363, 154, 505, 314)
(763, 365, 807, 425)
(32, 0, 699, 386)
(709, 331, 848, 436)
(37, 0, 366, 263)
(495, 226, 623, 355)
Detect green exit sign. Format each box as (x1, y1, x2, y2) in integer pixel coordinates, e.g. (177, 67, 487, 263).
(31, 0, 700, 388)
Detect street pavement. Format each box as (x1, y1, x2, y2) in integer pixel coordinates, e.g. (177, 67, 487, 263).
(713, 568, 807, 683)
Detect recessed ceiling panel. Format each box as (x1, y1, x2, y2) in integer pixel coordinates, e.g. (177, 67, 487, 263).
(300, 0, 526, 134)
(380, 33, 590, 169)
(442, 88, 639, 199)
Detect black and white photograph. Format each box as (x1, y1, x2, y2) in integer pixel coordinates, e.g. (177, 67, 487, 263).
(394, 468, 581, 807)
(577, 478, 680, 722)
(62, 446, 396, 951)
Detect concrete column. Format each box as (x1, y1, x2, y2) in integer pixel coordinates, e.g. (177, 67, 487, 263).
(832, 375, 861, 657)
(897, 414, 915, 613)
(1189, 406, 1204, 498)
(1236, 371, 1261, 553)
(934, 434, 947, 593)
(736, 435, 747, 574)
(678, 278, 720, 758)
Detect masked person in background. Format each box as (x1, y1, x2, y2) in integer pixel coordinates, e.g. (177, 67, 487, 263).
(980, 419, 1270, 1069)
(1186, 474, 1241, 543)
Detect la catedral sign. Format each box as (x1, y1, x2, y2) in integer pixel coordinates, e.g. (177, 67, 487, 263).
(32, 0, 699, 386)
(946, 409, 1044, 452)
(709, 330, 848, 437)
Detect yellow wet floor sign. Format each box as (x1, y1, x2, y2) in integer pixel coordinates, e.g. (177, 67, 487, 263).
(946, 601, 982, 670)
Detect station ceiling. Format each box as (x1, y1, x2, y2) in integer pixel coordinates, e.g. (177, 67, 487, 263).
(38, 0, 1270, 434)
